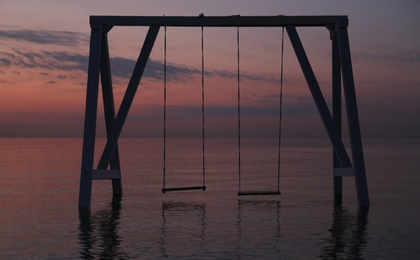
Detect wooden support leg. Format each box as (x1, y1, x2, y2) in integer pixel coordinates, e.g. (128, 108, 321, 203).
(79, 28, 102, 211)
(337, 26, 370, 208)
(332, 31, 343, 201)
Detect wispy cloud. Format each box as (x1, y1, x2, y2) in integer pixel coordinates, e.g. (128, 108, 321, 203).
(0, 29, 88, 46)
(0, 49, 88, 71)
(211, 69, 279, 83)
(0, 48, 278, 83)
(353, 50, 420, 66)
(117, 58, 198, 82)
(0, 57, 12, 66)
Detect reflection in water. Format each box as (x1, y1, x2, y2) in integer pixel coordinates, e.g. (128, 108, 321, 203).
(78, 197, 128, 259)
(236, 199, 281, 258)
(77, 197, 367, 258)
(160, 201, 206, 258)
(320, 202, 369, 259)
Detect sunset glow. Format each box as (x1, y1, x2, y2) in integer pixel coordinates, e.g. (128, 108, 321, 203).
(1, 1, 419, 138)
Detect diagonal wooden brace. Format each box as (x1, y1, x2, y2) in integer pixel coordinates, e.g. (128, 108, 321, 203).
(286, 25, 352, 168)
(97, 26, 160, 169)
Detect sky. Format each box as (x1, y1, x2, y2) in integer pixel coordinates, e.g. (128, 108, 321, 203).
(0, 0, 419, 139)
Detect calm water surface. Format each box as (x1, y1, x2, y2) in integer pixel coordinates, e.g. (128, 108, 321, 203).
(0, 138, 419, 259)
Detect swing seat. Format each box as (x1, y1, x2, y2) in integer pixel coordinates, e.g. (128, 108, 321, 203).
(162, 186, 206, 193)
(238, 190, 281, 196)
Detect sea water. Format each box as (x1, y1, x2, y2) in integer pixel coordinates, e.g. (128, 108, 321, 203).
(0, 138, 419, 259)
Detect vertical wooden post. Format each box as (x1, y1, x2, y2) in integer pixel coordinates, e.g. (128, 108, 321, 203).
(79, 27, 102, 210)
(337, 24, 370, 208)
(332, 31, 343, 200)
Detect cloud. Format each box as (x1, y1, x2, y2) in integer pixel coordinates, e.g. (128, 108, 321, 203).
(0, 48, 278, 84)
(111, 57, 174, 80)
(0, 57, 12, 66)
(0, 29, 88, 46)
(210, 69, 279, 83)
(353, 50, 420, 66)
(57, 74, 67, 79)
(93, 55, 195, 82)
(0, 49, 88, 71)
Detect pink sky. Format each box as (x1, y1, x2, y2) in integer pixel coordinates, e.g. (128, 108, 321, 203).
(0, 1, 419, 138)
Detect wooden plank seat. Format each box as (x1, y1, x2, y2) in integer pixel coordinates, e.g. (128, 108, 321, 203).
(162, 186, 206, 193)
(238, 190, 281, 196)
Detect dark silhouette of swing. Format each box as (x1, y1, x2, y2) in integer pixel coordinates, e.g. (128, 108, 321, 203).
(162, 26, 206, 193)
(236, 27, 283, 196)
(162, 26, 284, 195)
(78, 15, 369, 210)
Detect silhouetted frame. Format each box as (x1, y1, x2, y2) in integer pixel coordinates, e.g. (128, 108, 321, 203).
(78, 15, 369, 210)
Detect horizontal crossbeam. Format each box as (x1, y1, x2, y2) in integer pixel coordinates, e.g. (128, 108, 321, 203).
(90, 15, 348, 29)
(162, 186, 206, 193)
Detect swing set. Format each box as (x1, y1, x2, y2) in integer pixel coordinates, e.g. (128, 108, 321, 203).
(78, 15, 369, 210)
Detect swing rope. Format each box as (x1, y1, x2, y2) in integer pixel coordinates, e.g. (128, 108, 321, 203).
(237, 27, 242, 193)
(162, 26, 206, 193)
(277, 26, 285, 193)
(201, 26, 206, 188)
(163, 25, 167, 191)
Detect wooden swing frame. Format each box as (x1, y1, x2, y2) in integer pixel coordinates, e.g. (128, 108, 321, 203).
(78, 15, 369, 210)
